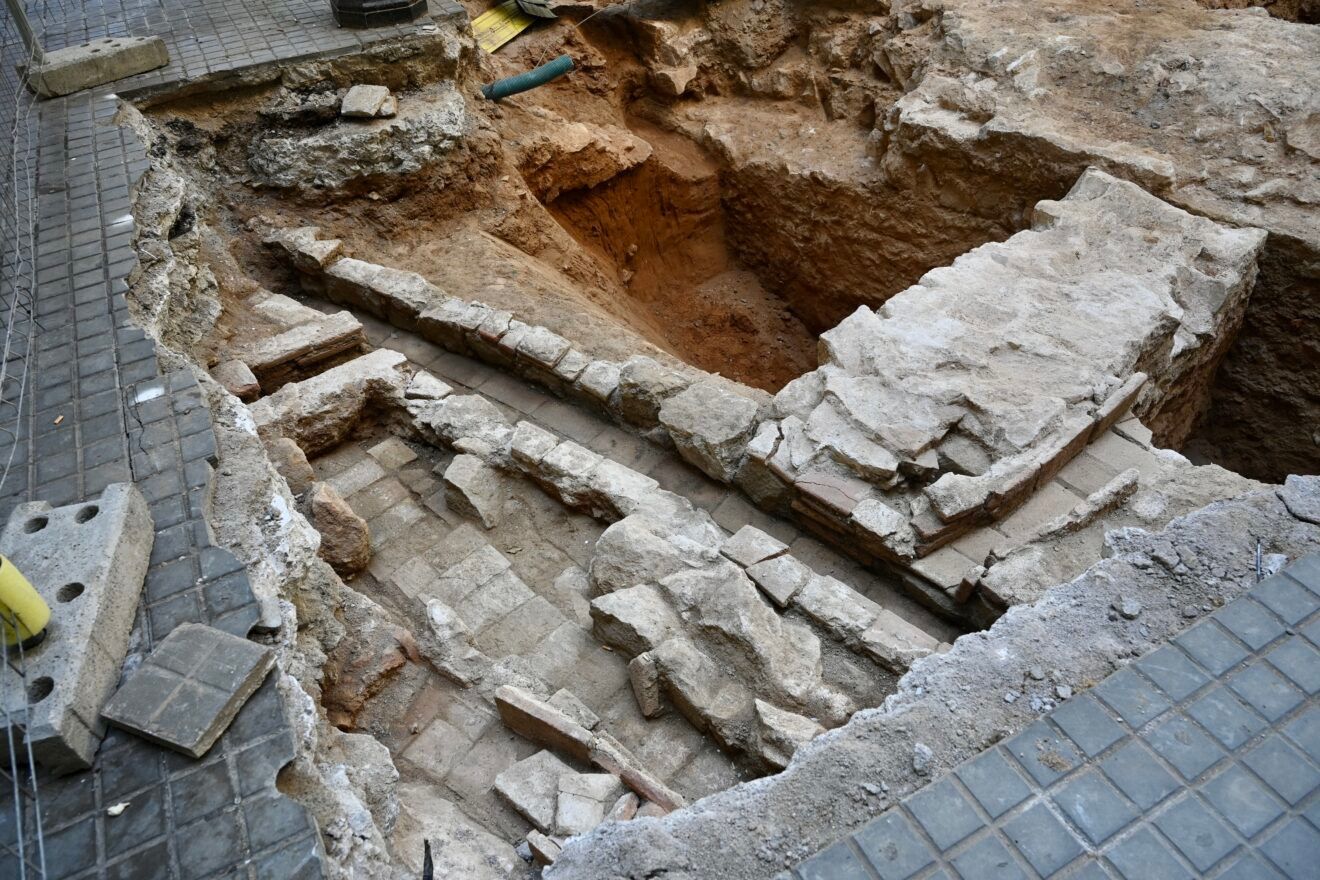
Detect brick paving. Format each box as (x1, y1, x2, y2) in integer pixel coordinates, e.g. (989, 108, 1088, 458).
(0, 1, 462, 878)
(792, 555, 1320, 880)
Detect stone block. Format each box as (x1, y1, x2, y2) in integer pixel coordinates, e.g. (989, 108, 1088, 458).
(617, 356, 688, 428)
(628, 652, 665, 718)
(405, 371, 452, 401)
(267, 437, 315, 495)
(367, 437, 417, 470)
(29, 36, 169, 98)
(494, 750, 573, 833)
(754, 699, 825, 771)
(606, 792, 640, 822)
(510, 421, 560, 469)
(588, 732, 687, 812)
(576, 361, 622, 404)
(102, 623, 274, 759)
(341, 84, 393, 118)
(658, 383, 760, 482)
(590, 584, 683, 656)
(232, 311, 366, 391)
(495, 685, 594, 763)
(745, 554, 812, 608)
(251, 292, 329, 328)
(793, 575, 880, 643)
(556, 772, 624, 836)
(0, 484, 153, 773)
(859, 609, 943, 673)
(310, 482, 372, 576)
(212, 360, 259, 402)
(443, 454, 506, 529)
(527, 830, 562, 867)
(548, 689, 599, 731)
(721, 525, 788, 568)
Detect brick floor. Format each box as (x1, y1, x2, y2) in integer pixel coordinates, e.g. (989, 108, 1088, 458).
(792, 554, 1320, 880)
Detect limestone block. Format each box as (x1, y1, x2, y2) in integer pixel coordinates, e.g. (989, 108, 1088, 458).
(414, 394, 512, 450)
(588, 732, 687, 812)
(793, 575, 880, 642)
(588, 515, 715, 595)
(212, 360, 260, 402)
(548, 689, 599, 731)
(341, 84, 393, 118)
(628, 652, 665, 718)
(367, 436, 418, 470)
(858, 609, 943, 673)
(582, 459, 662, 521)
(232, 311, 366, 390)
(851, 498, 917, 561)
(495, 685, 594, 763)
(720, 525, 788, 568)
(527, 830, 562, 867)
(745, 554, 811, 608)
(606, 792, 640, 822)
(754, 699, 825, 771)
(576, 360, 622, 404)
(658, 382, 760, 482)
(405, 371, 452, 401)
(248, 348, 409, 455)
(590, 584, 683, 656)
(652, 637, 751, 748)
(516, 325, 571, 371)
(617, 356, 689, 428)
(311, 482, 372, 575)
(251, 293, 333, 330)
(556, 772, 624, 836)
(443, 454, 506, 529)
(267, 437, 316, 495)
(495, 750, 573, 833)
(510, 421, 560, 469)
(0, 484, 152, 772)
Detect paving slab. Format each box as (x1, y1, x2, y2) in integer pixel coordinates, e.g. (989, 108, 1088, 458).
(101, 622, 275, 759)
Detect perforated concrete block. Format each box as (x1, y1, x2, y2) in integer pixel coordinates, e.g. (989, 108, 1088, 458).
(0, 483, 153, 774)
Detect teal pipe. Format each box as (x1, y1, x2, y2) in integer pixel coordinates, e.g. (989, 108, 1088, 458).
(481, 54, 574, 101)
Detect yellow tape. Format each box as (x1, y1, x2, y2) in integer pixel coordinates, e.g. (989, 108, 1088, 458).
(473, 0, 537, 54)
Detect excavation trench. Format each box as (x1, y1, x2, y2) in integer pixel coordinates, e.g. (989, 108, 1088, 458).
(121, 2, 1320, 874)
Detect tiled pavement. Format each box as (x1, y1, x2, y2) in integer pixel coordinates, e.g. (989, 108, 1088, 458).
(793, 555, 1320, 880)
(0, 1, 461, 879)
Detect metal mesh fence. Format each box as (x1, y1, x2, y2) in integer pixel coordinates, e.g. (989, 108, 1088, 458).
(0, 5, 46, 878)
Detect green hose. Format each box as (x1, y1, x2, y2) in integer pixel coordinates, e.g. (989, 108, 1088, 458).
(481, 54, 575, 101)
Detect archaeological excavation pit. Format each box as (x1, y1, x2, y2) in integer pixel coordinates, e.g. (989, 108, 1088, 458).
(91, 0, 1320, 877)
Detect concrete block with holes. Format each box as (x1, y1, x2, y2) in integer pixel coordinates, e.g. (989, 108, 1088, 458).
(0, 482, 153, 774)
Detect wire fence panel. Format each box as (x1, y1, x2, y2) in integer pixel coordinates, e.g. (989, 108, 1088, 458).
(0, 4, 47, 878)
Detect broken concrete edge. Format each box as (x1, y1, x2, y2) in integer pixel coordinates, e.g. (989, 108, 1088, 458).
(547, 477, 1320, 879)
(0, 483, 153, 773)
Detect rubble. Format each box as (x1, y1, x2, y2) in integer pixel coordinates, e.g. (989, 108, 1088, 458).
(310, 482, 372, 576)
(341, 84, 395, 118)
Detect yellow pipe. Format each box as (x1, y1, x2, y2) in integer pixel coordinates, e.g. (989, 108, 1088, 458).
(0, 554, 49, 650)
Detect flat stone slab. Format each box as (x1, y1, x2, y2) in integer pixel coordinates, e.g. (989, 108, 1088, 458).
(231, 310, 366, 391)
(495, 749, 574, 833)
(101, 623, 274, 759)
(0, 484, 152, 774)
(29, 36, 169, 98)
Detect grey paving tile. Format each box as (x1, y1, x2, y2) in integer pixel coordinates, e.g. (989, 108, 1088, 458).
(1144, 714, 1225, 782)
(1282, 706, 1320, 762)
(955, 749, 1033, 820)
(1200, 764, 1286, 838)
(1051, 695, 1125, 757)
(1153, 794, 1239, 872)
(1098, 740, 1183, 811)
(1104, 826, 1195, 880)
(1214, 598, 1288, 651)
(1216, 852, 1287, 880)
(1264, 637, 1320, 695)
(1227, 662, 1305, 722)
(853, 811, 934, 880)
(1187, 686, 1270, 750)
(1242, 735, 1320, 806)
(797, 841, 872, 880)
(1252, 574, 1318, 625)
(1093, 667, 1172, 728)
(1053, 770, 1138, 844)
(1175, 621, 1251, 677)
(949, 834, 1028, 880)
(1259, 818, 1320, 878)
(1005, 720, 1082, 786)
(905, 777, 983, 850)
(1003, 802, 1084, 876)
